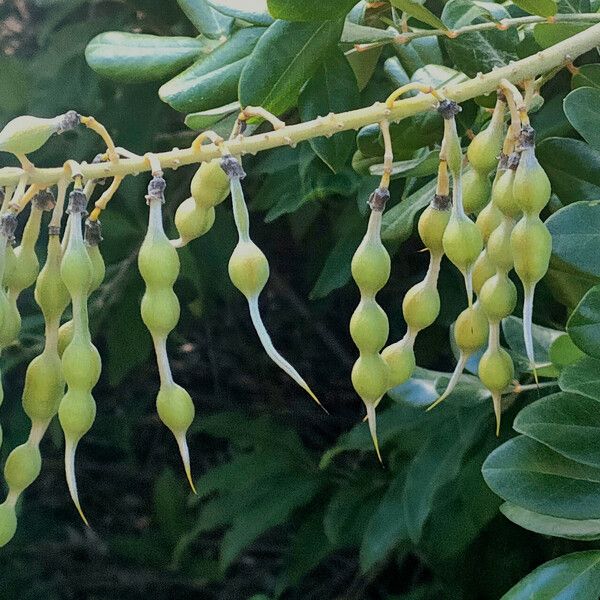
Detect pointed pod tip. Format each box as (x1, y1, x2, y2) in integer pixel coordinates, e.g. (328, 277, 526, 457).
(492, 392, 502, 437)
(175, 433, 196, 494)
(365, 404, 383, 465)
(305, 386, 329, 414)
(64, 441, 89, 526)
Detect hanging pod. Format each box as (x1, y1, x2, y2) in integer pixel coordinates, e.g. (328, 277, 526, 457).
(57, 188, 101, 524)
(138, 175, 196, 492)
(221, 155, 323, 410)
(466, 96, 506, 174)
(462, 167, 491, 214)
(349, 187, 392, 461)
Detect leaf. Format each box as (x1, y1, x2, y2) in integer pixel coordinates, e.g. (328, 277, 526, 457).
(559, 357, 600, 400)
(153, 468, 192, 546)
(441, 0, 519, 77)
(341, 21, 398, 44)
(572, 64, 600, 90)
(360, 472, 409, 571)
(502, 315, 562, 365)
(220, 475, 321, 570)
(501, 503, 600, 541)
(208, 0, 274, 26)
(389, 0, 447, 30)
(483, 435, 600, 520)
(568, 284, 600, 359)
(177, 0, 233, 39)
(184, 101, 241, 130)
(0, 57, 28, 117)
(538, 139, 600, 205)
(533, 22, 589, 49)
(381, 178, 437, 242)
(564, 87, 600, 151)
(85, 32, 206, 83)
(402, 410, 488, 542)
(546, 201, 600, 279)
(159, 28, 265, 113)
(550, 333, 587, 368)
(266, 0, 358, 21)
(298, 51, 359, 173)
(369, 150, 440, 180)
(514, 392, 600, 468)
(239, 19, 344, 115)
(511, 0, 557, 17)
(501, 551, 600, 600)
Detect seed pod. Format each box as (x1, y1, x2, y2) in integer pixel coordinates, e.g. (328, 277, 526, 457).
(349, 185, 392, 460)
(479, 344, 514, 435)
(173, 197, 215, 247)
(0, 502, 17, 548)
(472, 250, 495, 296)
(381, 340, 416, 389)
(437, 100, 463, 177)
(222, 156, 322, 410)
(417, 193, 451, 255)
(57, 188, 101, 523)
(139, 175, 196, 491)
(190, 159, 231, 209)
(58, 320, 74, 357)
(487, 218, 514, 273)
(85, 219, 105, 293)
(428, 303, 488, 410)
(510, 125, 553, 375)
(479, 272, 517, 323)
(466, 98, 506, 174)
(491, 158, 520, 219)
(402, 281, 440, 332)
(462, 168, 491, 214)
(4, 443, 42, 494)
(476, 202, 503, 243)
(0, 112, 79, 156)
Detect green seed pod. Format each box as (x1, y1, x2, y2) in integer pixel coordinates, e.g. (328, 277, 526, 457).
(476, 201, 502, 243)
(35, 235, 70, 325)
(173, 197, 215, 246)
(442, 213, 483, 304)
(479, 272, 517, 322)
(513, 129, 551, 214)
(351, 237, 391, 296)
(58, 389, 97, 442)
(472, 250, 495, 296)
(454, 303, 489, 353)
(0, 502, 17, 548)
(190, 159, 231, 209)
(351, 354, 390, 404)
(228, 240, 270, 299)
(381, 340, 416, 389)
(462, 168, 491, 214)
(491, 161, 520, 219)
(60, 243, 92, 297)
(487, 218, 514, 272)
(511, 215, 552, 286)
(466, 99, 506, 174)
(85, 220, 105, 293)
(156, 383, 195, 436)
(138, 232, 180, 290)
(0, 112, 79, 156)
(350, 298, 389, 354)
(417, 195, 451, 255)
(22, 351, 64, 423)
(4, 443, 42, 493)
(58, 320, 74, 357)
(3, 244, 16, 287)
(402, 281, 440, 331)
(61, 338, 102, 390)
(438, 100, 463, 177)
(141, 288, 180, 337)
(0, 299, 20, 349)
(479, 344, 514, 434)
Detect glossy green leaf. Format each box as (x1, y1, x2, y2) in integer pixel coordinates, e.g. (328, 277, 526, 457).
(85, 32, 206, 83)
(184, 101, 240, 130)
(177, 0, 233, 38)
(266, 0, 358, 21)
(360, 472, 408, 571)
(514, 392, 600, 467)
(568, 284, 600, 358)
(208, 0, 274, 26)
(572, 64, 600, 90)
(239, 19, 343, 115)
(501, 503, 600, 541)
(159, 28, 265, 112)
(370, 150, 440, 180)
(550, 333, 587, 367)
(511, 0, 557, 17)
(390, 0, 447, 30)
(298, 51, 359, 173)
(564, 87, 600, 151)
(501, 551, 600, 600)
(538, 139, 600, 205)
(547, 201, 600, 279)
(559, 357, 600, 401)
(381, 179, 437, 242)
(393, 36, 444, 77)
(533, 22, 589, 49)
(341, 21, 398, 44)
(483, 435, 600, 520)
(441, 0, 518, 77)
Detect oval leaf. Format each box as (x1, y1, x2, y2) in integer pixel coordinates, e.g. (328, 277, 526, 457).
(559, 357, 600, 401)
(266, 0, 358, 21)
(564, 87, 600, 151)
(568, 284, 600, 359)
(85, 32, 206, 83)
(177, 0, 233, 38)
(390, 0, 447, 30)
(239, 19, 343, 115)
(208, 0, 274, 26)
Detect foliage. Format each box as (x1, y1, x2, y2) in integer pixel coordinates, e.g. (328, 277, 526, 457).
(1, 0, 600, 599)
